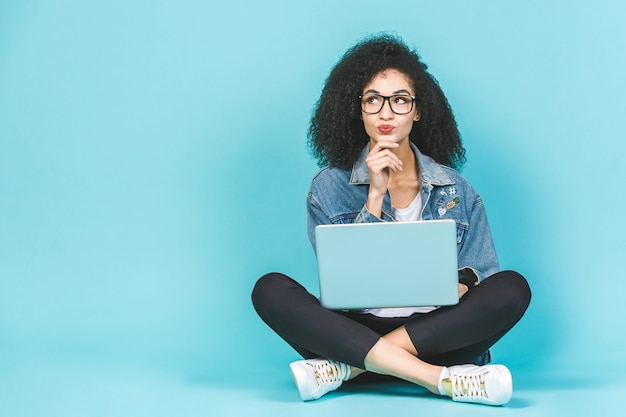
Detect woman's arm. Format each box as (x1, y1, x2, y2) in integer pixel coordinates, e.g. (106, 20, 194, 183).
(364, 141, 402, 218)
(307, 189, 387, 251)
(457, 196, 500, 282)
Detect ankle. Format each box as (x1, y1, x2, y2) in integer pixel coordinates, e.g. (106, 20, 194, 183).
(348, 366, 365, 380)
(438, 366, 451, 396)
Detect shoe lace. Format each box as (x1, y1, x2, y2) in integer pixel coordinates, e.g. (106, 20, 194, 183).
(308, 361, 344, 387)
(452, 371, 487, 400)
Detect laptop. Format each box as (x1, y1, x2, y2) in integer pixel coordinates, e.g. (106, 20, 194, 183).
(315, 220, 459, 310)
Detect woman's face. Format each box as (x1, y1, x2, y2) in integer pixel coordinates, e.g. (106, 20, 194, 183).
(360, 69, 420, 146)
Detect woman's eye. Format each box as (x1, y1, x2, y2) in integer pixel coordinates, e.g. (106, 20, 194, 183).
(393, 96, 408, 104)
(367, 96, 380, 104)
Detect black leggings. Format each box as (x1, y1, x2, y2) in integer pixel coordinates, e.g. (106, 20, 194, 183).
(252, 270, 531, 369)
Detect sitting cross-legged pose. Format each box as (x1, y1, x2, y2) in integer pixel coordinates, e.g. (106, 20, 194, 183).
(251, 33, 531, 406)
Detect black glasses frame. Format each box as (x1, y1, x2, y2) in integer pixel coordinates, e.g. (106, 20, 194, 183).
(359, 94, 416, 115)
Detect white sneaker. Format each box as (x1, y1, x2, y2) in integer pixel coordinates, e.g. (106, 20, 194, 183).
(289, 358, 351, 401)
(447, 364, 513, 406)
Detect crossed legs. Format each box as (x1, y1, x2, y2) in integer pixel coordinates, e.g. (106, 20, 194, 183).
(252, 271, 530, 400)
(360, 328, 443, 394)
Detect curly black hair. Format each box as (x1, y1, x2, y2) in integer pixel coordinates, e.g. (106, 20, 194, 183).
(307, 33, 466, 170)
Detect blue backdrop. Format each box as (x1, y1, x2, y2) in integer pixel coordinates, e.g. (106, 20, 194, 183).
(1, 0, 625, 400)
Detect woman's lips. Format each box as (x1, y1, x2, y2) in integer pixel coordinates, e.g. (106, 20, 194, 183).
(378, 125, 394, 134)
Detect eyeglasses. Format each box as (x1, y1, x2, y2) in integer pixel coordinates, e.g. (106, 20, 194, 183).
(359, 94, 416, 115)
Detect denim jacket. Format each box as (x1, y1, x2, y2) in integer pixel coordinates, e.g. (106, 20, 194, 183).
(306, 143, 500, 282)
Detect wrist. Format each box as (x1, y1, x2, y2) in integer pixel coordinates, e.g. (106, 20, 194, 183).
(458, 268, 479, 289)
(366, 193, 385, 218)
(367, 187, 386, 201)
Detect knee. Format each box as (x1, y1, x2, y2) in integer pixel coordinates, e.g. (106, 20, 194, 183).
(492, 270, 532, 314)
(251, 272, 293, 312)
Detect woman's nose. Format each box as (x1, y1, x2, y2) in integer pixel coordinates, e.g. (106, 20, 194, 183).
(378, 98, 394, 119)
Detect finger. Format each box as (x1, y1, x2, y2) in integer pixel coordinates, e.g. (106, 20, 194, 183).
(367, 152, 403, 172)
(370, 141, 400, 153)
(367, 147, 402, 163)
(368, 160, 402, 174)
(458, 283, 469, 299)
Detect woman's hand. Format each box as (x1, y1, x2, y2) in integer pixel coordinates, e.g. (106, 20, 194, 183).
(458, 283, 469, 299)
(365, 141, 402, 217)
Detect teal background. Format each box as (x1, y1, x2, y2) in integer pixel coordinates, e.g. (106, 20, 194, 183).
(1, 0, 625, 415)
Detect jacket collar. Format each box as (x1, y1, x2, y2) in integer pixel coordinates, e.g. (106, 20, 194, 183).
(349, 142, 455, 187)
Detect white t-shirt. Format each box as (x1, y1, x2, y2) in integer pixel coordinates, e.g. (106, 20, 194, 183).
(363, 192, 438, 317)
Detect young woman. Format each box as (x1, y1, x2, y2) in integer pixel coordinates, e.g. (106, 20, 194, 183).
(251, 34, 531, 406)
